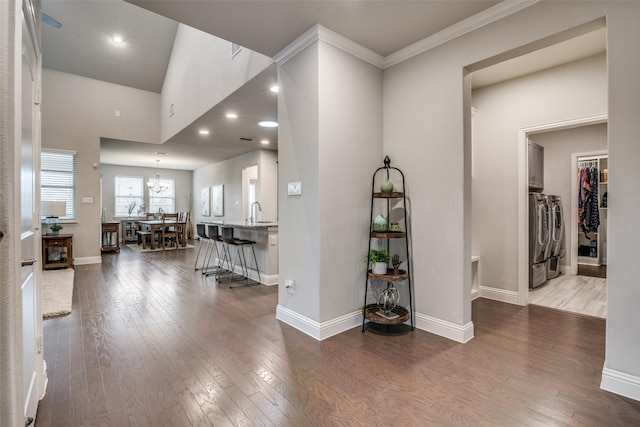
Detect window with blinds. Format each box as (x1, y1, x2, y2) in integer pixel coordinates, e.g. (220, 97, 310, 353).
(114, 176, 144, 217)
(41, 150, 76, 220)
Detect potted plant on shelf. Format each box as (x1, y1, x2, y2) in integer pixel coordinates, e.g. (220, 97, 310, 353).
(49, 224, 63, 236)
(367, 249, 391, 274)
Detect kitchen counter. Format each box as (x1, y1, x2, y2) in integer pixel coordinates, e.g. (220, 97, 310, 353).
(201, 220, 278, 285)
(204, 220, 278, 229)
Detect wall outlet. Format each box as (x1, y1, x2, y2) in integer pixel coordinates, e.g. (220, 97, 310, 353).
(284, 279, 294, 294)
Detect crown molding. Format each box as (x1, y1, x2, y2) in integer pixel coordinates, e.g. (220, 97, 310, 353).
(384, 0, 540, 68)
(273, 24, 385, 68)
(274, 1, 539, 69)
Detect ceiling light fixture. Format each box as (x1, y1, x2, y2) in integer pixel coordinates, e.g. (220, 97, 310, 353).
(270, 85, 279, 93)
(147, 160, 168, 193)
(111, 34, 124, 44)
(155, 151, 169, 156)
(199, 129, 210, 135)
(258, 120, 278, 128)
(261, 139, 269, 145)
(226, 113, 238, 119)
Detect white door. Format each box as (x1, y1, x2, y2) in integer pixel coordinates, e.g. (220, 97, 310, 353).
(21, 0, 42, 424)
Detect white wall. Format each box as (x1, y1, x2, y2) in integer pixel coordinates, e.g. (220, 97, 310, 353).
(383, 1, 640, 399)
(529, 123, 607, 270)
(471, 54, 607, 292)
(161, 24, 273, 142)
(42, 69, 161, 261)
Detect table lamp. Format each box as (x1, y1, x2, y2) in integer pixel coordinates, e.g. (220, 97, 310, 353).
(41, 201, 66, 235)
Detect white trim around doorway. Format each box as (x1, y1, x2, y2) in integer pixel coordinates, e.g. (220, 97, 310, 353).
(517, 114, 608, 306)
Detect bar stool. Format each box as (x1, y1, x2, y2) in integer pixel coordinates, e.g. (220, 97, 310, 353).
(219, 226, 261, 287)
(203, 224, 226, 277)
(194, 223, 210, 271)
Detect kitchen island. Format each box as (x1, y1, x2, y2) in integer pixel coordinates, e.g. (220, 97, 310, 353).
(203, 220, 278, 285)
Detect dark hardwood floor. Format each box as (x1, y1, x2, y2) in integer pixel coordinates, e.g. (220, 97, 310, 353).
(578, 263, 607, 278)
(35, 244, 640, 426)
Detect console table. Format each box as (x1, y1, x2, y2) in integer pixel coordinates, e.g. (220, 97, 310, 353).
(101, 221, 120, 253)
(42, 234, 73, 270)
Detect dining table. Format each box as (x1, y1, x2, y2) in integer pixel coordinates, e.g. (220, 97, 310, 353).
(135, 219, 186, 250)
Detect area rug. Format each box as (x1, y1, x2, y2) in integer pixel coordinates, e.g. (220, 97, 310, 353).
(42, 268, 74, 319)
(127, 243, 194, 253)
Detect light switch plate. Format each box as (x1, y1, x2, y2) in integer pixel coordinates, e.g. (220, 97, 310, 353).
(82, 197, 93, 204)
(287, 181, 302, 196)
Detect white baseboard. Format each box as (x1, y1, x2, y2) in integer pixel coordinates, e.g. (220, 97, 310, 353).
(276, 305, 360, 341)
(276, 304, 475, 343)
(479, 285, 520, 305)
(73, 256, 102, 266)
(415, 312, 474, 343)
(601, 367, 640, 401)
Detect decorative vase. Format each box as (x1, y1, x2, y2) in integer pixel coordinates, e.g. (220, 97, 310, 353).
(380, 179, 394, 193)
(372, 262, 388, 275)
(50, 230, 59, 236)
(373, 214, 388, 231)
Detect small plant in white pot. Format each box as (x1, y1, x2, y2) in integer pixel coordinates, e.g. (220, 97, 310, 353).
(367, 249, 390, 274)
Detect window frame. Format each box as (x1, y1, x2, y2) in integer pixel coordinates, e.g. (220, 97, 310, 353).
(40, 149, 76, 221)
(114, 175, 145, 217)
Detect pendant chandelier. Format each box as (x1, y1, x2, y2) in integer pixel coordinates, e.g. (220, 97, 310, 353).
(148, 160, 168, 193)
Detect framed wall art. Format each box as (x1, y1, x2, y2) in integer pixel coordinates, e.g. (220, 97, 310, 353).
(211, 184, 224, 217)
(201, 187, 210, 216)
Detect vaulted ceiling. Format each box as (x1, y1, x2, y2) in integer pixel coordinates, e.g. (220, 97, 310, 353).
(41, 1, 605, 170)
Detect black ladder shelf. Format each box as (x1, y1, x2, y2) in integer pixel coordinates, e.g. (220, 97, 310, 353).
(362, 155, 414, 333)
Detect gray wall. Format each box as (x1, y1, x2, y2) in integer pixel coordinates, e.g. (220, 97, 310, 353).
(383, 0, 640, 397)
(100, 164, 193, 220)
(277, 36, 382, 327)
(161, 24, 273, 142)
(42, 69, 161, 262)
(471, 54, 607, 291)
(192, 149, 277, 225)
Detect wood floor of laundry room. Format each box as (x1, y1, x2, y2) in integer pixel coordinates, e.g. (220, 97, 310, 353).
(529, 266, 607, 319)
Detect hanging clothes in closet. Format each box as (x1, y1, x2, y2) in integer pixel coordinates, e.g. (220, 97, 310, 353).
(578, 162, 599, 240)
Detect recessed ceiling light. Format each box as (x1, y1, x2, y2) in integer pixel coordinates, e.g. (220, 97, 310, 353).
(258, 120, 278, 128)
(226, 113, 238, 119)
(199, 129, 210, 135)
(111, 34, 124, 44)
(270, 85, 279, 93)
(261, 139, 269, 145)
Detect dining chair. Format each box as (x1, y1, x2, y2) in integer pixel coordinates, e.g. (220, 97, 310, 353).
(177, 211, 189, 247)
(161, 213, 178, 250)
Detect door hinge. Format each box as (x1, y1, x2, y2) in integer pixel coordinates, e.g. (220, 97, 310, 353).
(37, 335, 43, 354)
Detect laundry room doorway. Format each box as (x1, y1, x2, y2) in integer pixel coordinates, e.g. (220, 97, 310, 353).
(520, 121, 608, 319)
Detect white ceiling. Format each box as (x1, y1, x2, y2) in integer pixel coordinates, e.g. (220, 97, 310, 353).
(41, 0, 605, 171)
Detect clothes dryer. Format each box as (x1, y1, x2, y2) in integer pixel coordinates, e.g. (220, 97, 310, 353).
(546, 195, 565, 280)
(529, 193, 550, 288)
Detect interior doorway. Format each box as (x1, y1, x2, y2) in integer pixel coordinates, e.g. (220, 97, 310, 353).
(522, 123, 608, 318)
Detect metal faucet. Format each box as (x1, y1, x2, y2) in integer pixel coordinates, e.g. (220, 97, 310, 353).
(250, 201, 262, 224)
